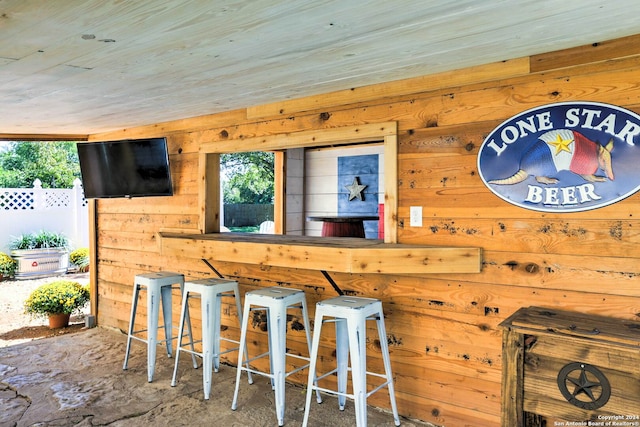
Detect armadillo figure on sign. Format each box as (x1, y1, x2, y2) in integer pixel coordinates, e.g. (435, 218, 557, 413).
(489, 129, 614, 185)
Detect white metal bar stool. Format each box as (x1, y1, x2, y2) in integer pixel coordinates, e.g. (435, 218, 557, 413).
(123, 271, 192, 383)
(170, 278, 252, 399)
(231, 286, 317, 426)
(302, 296, 400, 427)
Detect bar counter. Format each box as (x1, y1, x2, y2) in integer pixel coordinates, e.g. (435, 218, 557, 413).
(158, 232, 482, 274)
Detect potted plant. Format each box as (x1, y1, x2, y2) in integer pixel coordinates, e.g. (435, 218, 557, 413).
(69, 248, 90, 272)
(24, 280, 90, 328)
(0, 251, 17, 280)
(9, 231, 70, 279)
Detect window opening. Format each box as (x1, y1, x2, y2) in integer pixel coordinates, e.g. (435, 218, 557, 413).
(220, 151, 275, 232)
(199, 122, 398, 243)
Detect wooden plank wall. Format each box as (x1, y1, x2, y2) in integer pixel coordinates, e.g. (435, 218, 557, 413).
(90, 35, 640, 426)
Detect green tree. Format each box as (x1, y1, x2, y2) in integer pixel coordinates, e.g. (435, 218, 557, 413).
(221, 152, 274, 204)
(0, 141, 81, 188)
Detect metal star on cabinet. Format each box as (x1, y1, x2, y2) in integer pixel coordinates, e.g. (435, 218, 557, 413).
(557, 362, 611, 410)
(345, 177, 367, 201)
(567, 368, 601, 401)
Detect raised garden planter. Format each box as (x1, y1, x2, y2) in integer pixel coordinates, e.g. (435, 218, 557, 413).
(10, 248, 69, 280)
(9, 231, 70, 280)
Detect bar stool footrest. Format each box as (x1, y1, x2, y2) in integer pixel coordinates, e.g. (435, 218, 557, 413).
(176, 345, 241, 359)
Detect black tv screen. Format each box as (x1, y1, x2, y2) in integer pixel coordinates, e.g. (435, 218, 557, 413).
(77, 137, 173, 199)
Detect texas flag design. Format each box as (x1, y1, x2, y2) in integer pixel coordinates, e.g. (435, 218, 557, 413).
(522, 129, 601, 177)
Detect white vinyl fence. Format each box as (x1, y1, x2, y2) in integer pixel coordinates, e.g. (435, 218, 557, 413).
(0, 179, 89, 253)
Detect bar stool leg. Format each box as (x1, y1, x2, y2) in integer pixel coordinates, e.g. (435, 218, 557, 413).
(233, 288, 253, 385)
(265, 308, 276, 390)
(170, 289, 198, 375)
(302, 309, 325, 427)
(171, 289, 191, 387)
(376, 315, 401, 426)
(146, 284, 162, 382)
(336, 318, 349, 410)
(301, 297, 322, 405)
(348, 315, 368, 427)
(211, 290, 222, 373)
(161, 284, 174, 357)
(122, 284, 140, 370)
(269, 305, 287, 426)
(300, 298, 316, 374)
(231, 300, 251, 411)
(180, 282, 197, 369)
(201, 288, 215, 399)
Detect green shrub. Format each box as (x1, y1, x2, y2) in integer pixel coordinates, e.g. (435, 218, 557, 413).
(9, 231, 69, 250)
(24, 280, 90, 318)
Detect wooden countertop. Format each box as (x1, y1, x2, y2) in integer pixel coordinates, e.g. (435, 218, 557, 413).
(158, 232, 482, 274)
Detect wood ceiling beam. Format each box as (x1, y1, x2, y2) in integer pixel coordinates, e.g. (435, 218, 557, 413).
(0, 134, 88, 141)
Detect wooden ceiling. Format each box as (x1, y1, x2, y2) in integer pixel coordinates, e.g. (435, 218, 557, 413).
(2, 0, 640, 136)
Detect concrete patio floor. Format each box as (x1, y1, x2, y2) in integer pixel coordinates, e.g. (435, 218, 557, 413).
(0, 327, 432, 426)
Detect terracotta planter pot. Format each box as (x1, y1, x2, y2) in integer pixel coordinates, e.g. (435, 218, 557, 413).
(48, 313, 70, 329)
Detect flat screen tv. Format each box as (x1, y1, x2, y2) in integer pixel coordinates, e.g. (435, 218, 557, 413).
(77, 137, 173, 199)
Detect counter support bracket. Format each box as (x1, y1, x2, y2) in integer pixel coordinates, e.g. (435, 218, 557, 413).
(321, 270, 344, 296)
(202, 258, 224, 279)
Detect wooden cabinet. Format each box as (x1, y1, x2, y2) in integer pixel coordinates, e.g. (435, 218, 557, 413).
(500, 306, 640, 426)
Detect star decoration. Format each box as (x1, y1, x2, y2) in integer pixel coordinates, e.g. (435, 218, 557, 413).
(557, 362, 610, 410)
(567, 367, 602, 402)
(345, 177, 367, 201)
(547, 133, 574, 154)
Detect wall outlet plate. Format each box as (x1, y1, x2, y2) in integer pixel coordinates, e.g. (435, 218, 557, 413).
(410, 206, 422, 227)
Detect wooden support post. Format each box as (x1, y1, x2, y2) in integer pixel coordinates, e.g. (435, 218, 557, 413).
(501, 327, 524, 427)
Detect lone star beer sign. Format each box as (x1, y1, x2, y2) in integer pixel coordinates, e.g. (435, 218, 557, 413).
(478, 101, 640, 212)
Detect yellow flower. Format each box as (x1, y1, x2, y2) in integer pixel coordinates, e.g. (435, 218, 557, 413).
(24, 280, 90, 318)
